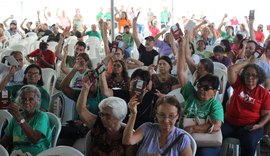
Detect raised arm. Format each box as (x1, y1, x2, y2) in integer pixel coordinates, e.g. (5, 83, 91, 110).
(132, 17, 141, 48)
(55, 27, 70, 61)
(59, 67, 78, 100)
(100, 72, 113, 97)
(122, 96, 144, 145)
(177, 35, 188, 88)
(0, 66, 16, 91)
(248, 18, 255, 41)
(154, 29, 167, 41)
(60, 45, 70, 74)
(217, 16, 226, 37)
(20, 18, 27, 31)
(76, 79, 97, 129)
(227, 57, 251, 85)
(193, 20, 207, 38)
(3, 16, 12, 28)
(99, 19, 110, 55)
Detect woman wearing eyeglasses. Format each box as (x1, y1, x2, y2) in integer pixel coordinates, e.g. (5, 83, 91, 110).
(177, 34, 223, 156)
(76, 78, 136, 156)
(222, 58, 270, 156)
(0, 64, 50, 111)
(123, 96, 192, 156)
(107, 60, 129, 91)
(0, 85, 52, 156)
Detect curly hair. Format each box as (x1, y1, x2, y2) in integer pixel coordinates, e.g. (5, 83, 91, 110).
(240, 64, 266, 85)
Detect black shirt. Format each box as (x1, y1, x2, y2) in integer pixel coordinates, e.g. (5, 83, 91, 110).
(138, 44, 159, 66)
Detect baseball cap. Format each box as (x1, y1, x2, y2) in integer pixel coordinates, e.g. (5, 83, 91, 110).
(145, 36, 155, 41)
(10, 20, 17, 25)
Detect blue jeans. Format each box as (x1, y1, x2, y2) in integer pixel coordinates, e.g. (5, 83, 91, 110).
(221, 121, 263, 156)
(137, 24, 144, 36)
(196, 147, 220, 156)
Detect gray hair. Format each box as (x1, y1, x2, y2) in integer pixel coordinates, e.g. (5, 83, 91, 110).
(15, 84, 41, 109)
(98, 97, 127, 121)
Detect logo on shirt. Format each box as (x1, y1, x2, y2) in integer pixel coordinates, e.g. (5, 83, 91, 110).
(239, 91, 255, 104)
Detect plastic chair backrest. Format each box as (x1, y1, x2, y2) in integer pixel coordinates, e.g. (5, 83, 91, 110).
(37, 145, 84, 156)
(213, 62, 227, 72)
(46, 112, 61, 147)
(0, 109, 12, 137)
(181, 129, 197, 156)
(41, 68, 57, 96)
(167, 88, 185, 105)
(0, 144, 9, 156)
(39, 35, 49, 42)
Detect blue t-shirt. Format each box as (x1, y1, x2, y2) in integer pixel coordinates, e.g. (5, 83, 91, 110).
(136, 122, 191, 156)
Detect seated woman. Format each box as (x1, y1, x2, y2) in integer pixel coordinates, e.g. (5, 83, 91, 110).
(178, 35, 223, 156)
(123, 96, 192, 155)
(150, 55, 179, 95)
(223, 61, 270, 156)
(0, 85, 52, 156)
(76, 77, 136, 156)
(61, 51, 91, 90)
(107, 60, 129, 91)
(0, 64, 50, 111)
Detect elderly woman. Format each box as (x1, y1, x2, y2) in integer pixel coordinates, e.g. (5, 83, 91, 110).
(223, 59, 270, 156)
(76, 77, 136, 156)
(178, 35, 223, 156)
(151, 55, 179, 95)
(123, 96, 192, 155)
(0, 64, 50, 111)
(0, 85, 52, 156)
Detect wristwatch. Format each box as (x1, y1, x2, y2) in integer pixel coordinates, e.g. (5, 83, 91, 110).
(18, 118, 25, 125)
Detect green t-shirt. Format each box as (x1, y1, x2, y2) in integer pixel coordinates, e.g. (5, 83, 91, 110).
(181, 81, 224, 122)
(85, 31, 101, 41)
(6, 85, 50, 111)
(160, 11, 170, 23)
(96, 12, 103, 21)
(221, 31, 234, 42)
(123, 33, 134, 47)
(195, 50, 213, 58)
(104, 12, 111, 21)
(5, 109, 52, 156)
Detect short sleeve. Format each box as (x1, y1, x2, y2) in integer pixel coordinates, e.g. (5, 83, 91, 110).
(138, 122, 152, 137)
(177, 134, 191, 153)
(32, 112, 50, 137)
(210, 101, 224, 122)
(4, 118, 15, 136)
(262, 91, 270, 110)
(138, 44, 145, 53)
(181, 81, 196, 100)
(39, 87, 50, 111)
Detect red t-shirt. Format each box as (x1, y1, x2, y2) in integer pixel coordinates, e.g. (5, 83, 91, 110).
(149, 25, 160, 37)
(28, 49, 55, 68)
(254, 30, 265, 43)
(225, 76, 270, 126)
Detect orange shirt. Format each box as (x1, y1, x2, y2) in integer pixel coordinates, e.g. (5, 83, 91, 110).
(116, 18, 131, 33)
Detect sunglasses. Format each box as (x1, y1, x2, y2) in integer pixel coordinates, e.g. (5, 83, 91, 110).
(197, 83, 214, 91)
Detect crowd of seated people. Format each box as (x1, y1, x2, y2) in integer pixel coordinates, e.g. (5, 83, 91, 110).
(1, 5, 270, 156)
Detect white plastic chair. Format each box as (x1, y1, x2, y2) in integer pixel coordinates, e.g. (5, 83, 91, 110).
(0, 144, 9, 156)
(0, 49, 15, 62)
(41, 68, 57, 96)
(37, 146, 84, 156)
(213, 62, 227, 72)
(46, 112, 61, 147)
(47, 41, 58, 52)
(29, 40, 41, 53)
(9, 44, 28, 56)
(214, 68, 228, 103)
(0, 109, 12, 137)
(39, 35, 49, 42)
(26, 32, 38, 39)
(181, 129, 197, 156)
(167, 88, 185, 105)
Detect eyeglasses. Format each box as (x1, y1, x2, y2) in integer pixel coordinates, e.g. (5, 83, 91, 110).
(197, 83, 214, 91)
(98, 112, 112, 119)
(21, 97, 36, 103)
(244, 73, 258, 78)
(156, 113, 178, 121)
(26, 72, 40, 77)
(113, 64, 122, 68)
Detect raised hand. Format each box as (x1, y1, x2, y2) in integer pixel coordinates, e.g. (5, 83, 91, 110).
(8, 103, 22, 122)
(128, 96, 140, 115)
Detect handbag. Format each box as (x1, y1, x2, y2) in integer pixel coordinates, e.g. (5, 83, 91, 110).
(161, 133, 185, 156)
(183, 116, 222, 147)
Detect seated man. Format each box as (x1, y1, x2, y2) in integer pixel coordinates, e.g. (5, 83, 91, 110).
(0, 85, 52, 156)
(26, 41, 55, 69)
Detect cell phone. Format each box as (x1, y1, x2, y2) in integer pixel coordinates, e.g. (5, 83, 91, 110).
(111, 41, 118, 53)
(186, 20, 196, 32)
(85, 64, 107, 82)
(253, 45, 265, 58)
(131, 80, 146, 103)
(170, 23, 183, 41)
(136, 11, 140, 18)
(0, 90, 11, 109)
(267, 25, 270, 31)
(249, 10, 255, 19)
(224, 13, 228, 18)
(6, 55, 19, 66)
(153, 55, 159, 66)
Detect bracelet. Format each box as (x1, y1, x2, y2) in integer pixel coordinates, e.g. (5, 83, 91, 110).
(18, 118, 25, 125)
(208, 124, 214, 133)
